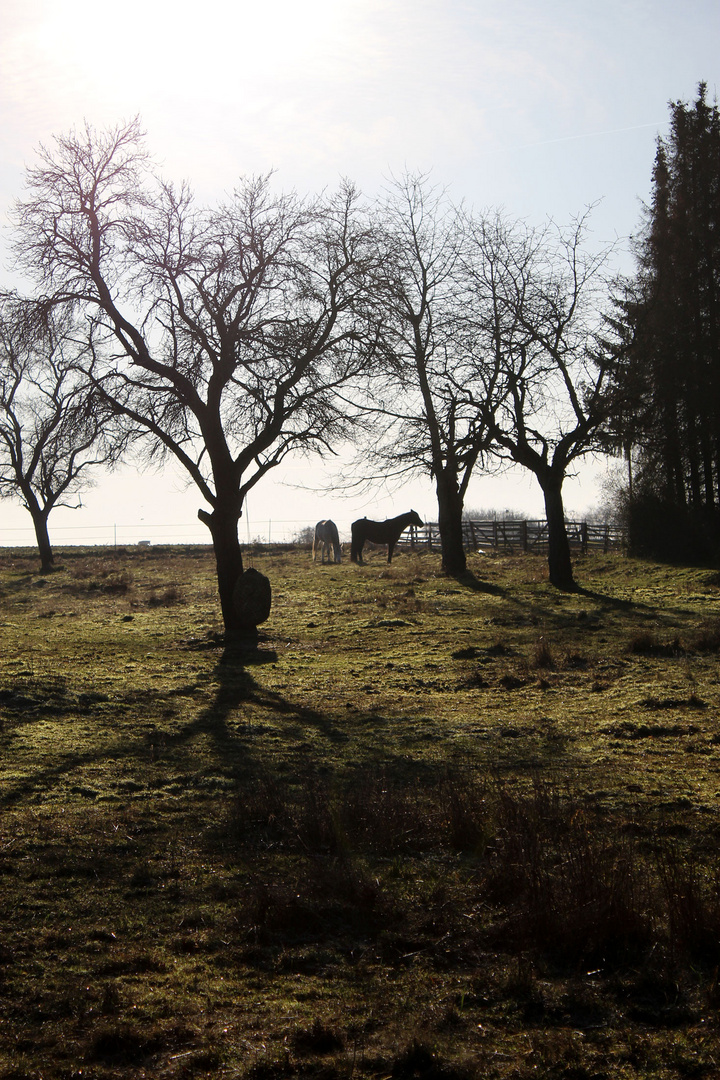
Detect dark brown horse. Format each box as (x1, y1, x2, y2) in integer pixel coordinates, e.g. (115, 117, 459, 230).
(350, 510, 423, 564)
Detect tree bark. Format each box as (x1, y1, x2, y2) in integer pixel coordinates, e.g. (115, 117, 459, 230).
(198, 507, 244, 639)
(22, 487, 55, 574)
(31, 510, 54, 574)
(436, 470, 467, 575)
(541, 479, 575, 591)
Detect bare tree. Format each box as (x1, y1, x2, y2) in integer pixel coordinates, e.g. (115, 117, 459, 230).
(14, 119, 378, 636)
(0, 300, 126, 571)
(460, 209, 616, 590)
(356, 174, 495, 575)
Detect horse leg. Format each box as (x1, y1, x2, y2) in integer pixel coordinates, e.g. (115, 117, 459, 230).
(387, 540, 396, 563)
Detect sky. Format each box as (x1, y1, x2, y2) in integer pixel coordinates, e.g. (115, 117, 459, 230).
(0, 0, 718, 545)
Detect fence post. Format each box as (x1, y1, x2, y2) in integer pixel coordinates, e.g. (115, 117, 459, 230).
(581, 521, 588, 555)
(522, 519, 528, 553)
(469, 520, 476, 551)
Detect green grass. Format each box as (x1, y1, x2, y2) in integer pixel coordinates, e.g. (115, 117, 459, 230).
(3, 543, 720, 1077)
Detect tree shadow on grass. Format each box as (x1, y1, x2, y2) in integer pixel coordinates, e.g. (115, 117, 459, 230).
(0, 640, 345, 807)
(450, 565, 700, 639)
(574, 584, 699, 624)
(451, 569, 506, 596)
(575, 585, 638, 610)
(169, 638, 346, 756)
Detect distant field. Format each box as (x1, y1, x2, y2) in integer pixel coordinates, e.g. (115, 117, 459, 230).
(2, 544, 720, 1078)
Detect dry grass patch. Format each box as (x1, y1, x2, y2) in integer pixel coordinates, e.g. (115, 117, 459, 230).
(2, 546, 720, 1076)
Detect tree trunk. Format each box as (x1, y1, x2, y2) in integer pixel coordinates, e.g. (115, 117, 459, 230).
(541, 479, 575, 591)
(198, 507, 244, 638)
(30, 510, 54, 574)
(662, 401, 687, 506)
(21, 486, 54, 572)
(436, 470, 467, 575)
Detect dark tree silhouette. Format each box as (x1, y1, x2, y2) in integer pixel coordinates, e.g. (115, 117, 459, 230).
(461, 210, 616, 591)
(609, 84, 720, 554)
(14, 120, 378, 636)
(357, 174, 494, 575)
(0, 301, 126, 572)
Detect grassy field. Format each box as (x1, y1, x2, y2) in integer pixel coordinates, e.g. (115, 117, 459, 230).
(2, 542, 720, 1078)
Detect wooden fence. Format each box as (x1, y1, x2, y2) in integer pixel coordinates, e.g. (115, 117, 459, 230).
(398, 519, 627, 555)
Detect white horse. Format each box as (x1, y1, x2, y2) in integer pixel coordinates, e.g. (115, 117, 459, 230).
(313, 519, 342, 564)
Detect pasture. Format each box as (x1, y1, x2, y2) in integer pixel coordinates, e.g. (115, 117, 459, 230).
(2, 543, 720, 1078)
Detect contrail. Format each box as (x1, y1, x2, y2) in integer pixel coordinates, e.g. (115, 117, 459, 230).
(497, 121, 669, 154)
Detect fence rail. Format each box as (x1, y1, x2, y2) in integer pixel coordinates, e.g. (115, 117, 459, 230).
(0, 516, 626, 554)
(399, 519, 626, 555)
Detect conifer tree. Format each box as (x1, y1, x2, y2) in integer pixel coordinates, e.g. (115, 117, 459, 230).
(612, 84, 720, 553)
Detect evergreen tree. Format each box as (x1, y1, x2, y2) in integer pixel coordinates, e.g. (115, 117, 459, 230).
(612, 84, 720, 554)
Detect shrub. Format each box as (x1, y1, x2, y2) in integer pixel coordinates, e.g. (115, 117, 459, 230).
(628, 631, 682, 656)
(532, 636, 555, 670)
(147, 585, 184, 607)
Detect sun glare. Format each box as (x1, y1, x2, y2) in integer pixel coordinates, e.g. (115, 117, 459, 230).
(28, 0, 351, 114)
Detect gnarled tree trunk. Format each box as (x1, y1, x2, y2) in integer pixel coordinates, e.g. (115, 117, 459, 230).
(540, 478, 575, 591)
(32, 511, 54, 574)
(436, 470, 467, 575)
(198, 507, 245, 639)
(23, 488, 55, 573)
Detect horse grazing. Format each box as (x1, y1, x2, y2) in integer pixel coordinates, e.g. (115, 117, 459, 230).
(350, 510, 423, 564)
(313, 519, 343, 564)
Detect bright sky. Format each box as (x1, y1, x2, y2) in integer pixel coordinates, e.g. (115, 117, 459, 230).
(0, 0, 718, 545)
